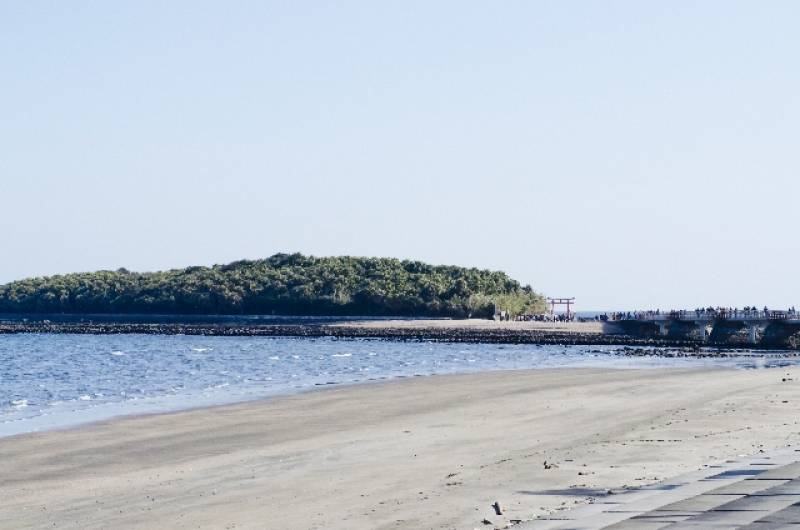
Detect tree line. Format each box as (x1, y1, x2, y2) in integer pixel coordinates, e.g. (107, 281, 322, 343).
(0, 253, 546, 318)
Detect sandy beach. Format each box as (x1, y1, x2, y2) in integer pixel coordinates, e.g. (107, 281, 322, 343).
(2, 366, 799, 530)
(334, 318, 607, 334)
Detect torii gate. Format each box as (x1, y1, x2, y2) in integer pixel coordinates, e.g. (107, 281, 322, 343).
(548, 297, 575, 319)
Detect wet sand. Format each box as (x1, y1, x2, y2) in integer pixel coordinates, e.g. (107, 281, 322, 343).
(1, 366, 799, 530)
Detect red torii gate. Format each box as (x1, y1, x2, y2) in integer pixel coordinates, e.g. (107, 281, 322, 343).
(548, 297, 575, 319)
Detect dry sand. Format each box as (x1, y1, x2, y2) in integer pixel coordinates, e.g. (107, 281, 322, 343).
(333, 318, 606, 334)
(2, 366, 799, 530)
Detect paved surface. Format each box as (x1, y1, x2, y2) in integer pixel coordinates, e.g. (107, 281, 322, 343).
(522, 446, 800, 529)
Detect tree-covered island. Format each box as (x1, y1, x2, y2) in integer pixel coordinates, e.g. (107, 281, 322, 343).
(0, 254, 546, 318)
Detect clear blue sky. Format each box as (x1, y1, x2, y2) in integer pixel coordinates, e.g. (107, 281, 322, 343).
(2, 1, 798, 310)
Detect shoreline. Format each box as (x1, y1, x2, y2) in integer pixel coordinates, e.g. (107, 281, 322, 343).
(2, 365, 799, 529)
(7, 341, 788, 441)
(0, 365, 635, 442)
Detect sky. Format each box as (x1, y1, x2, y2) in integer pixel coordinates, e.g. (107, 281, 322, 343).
(1, 1, 798, 310)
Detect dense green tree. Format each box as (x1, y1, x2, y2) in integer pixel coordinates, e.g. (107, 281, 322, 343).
(0, 253, 546, 318)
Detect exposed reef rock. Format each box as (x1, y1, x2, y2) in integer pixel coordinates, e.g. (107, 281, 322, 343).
(1, 321, 797, 350)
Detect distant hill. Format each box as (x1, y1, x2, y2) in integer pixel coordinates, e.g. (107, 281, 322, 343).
(0, 253, 546, 318)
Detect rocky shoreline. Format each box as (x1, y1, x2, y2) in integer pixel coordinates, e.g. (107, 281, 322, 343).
(2, 321, 798, 351)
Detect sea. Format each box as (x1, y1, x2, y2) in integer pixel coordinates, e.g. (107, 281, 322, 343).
(2, 333, 799, 438)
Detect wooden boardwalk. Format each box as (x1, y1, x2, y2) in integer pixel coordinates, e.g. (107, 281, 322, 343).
(522, 447, 800, 529)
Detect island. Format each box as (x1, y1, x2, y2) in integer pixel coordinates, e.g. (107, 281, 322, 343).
(0, 253, 546, 318)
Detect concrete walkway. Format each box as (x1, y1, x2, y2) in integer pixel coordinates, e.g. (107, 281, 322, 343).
(522, 446, 800, 529)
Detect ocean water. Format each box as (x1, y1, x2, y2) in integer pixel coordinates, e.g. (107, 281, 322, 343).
(1, 334, 798, 438)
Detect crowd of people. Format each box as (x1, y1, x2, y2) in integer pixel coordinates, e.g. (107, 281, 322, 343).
(514, 313, 575, 322)
(504, 306, 799, 323)
(599, 306, 798, 321)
